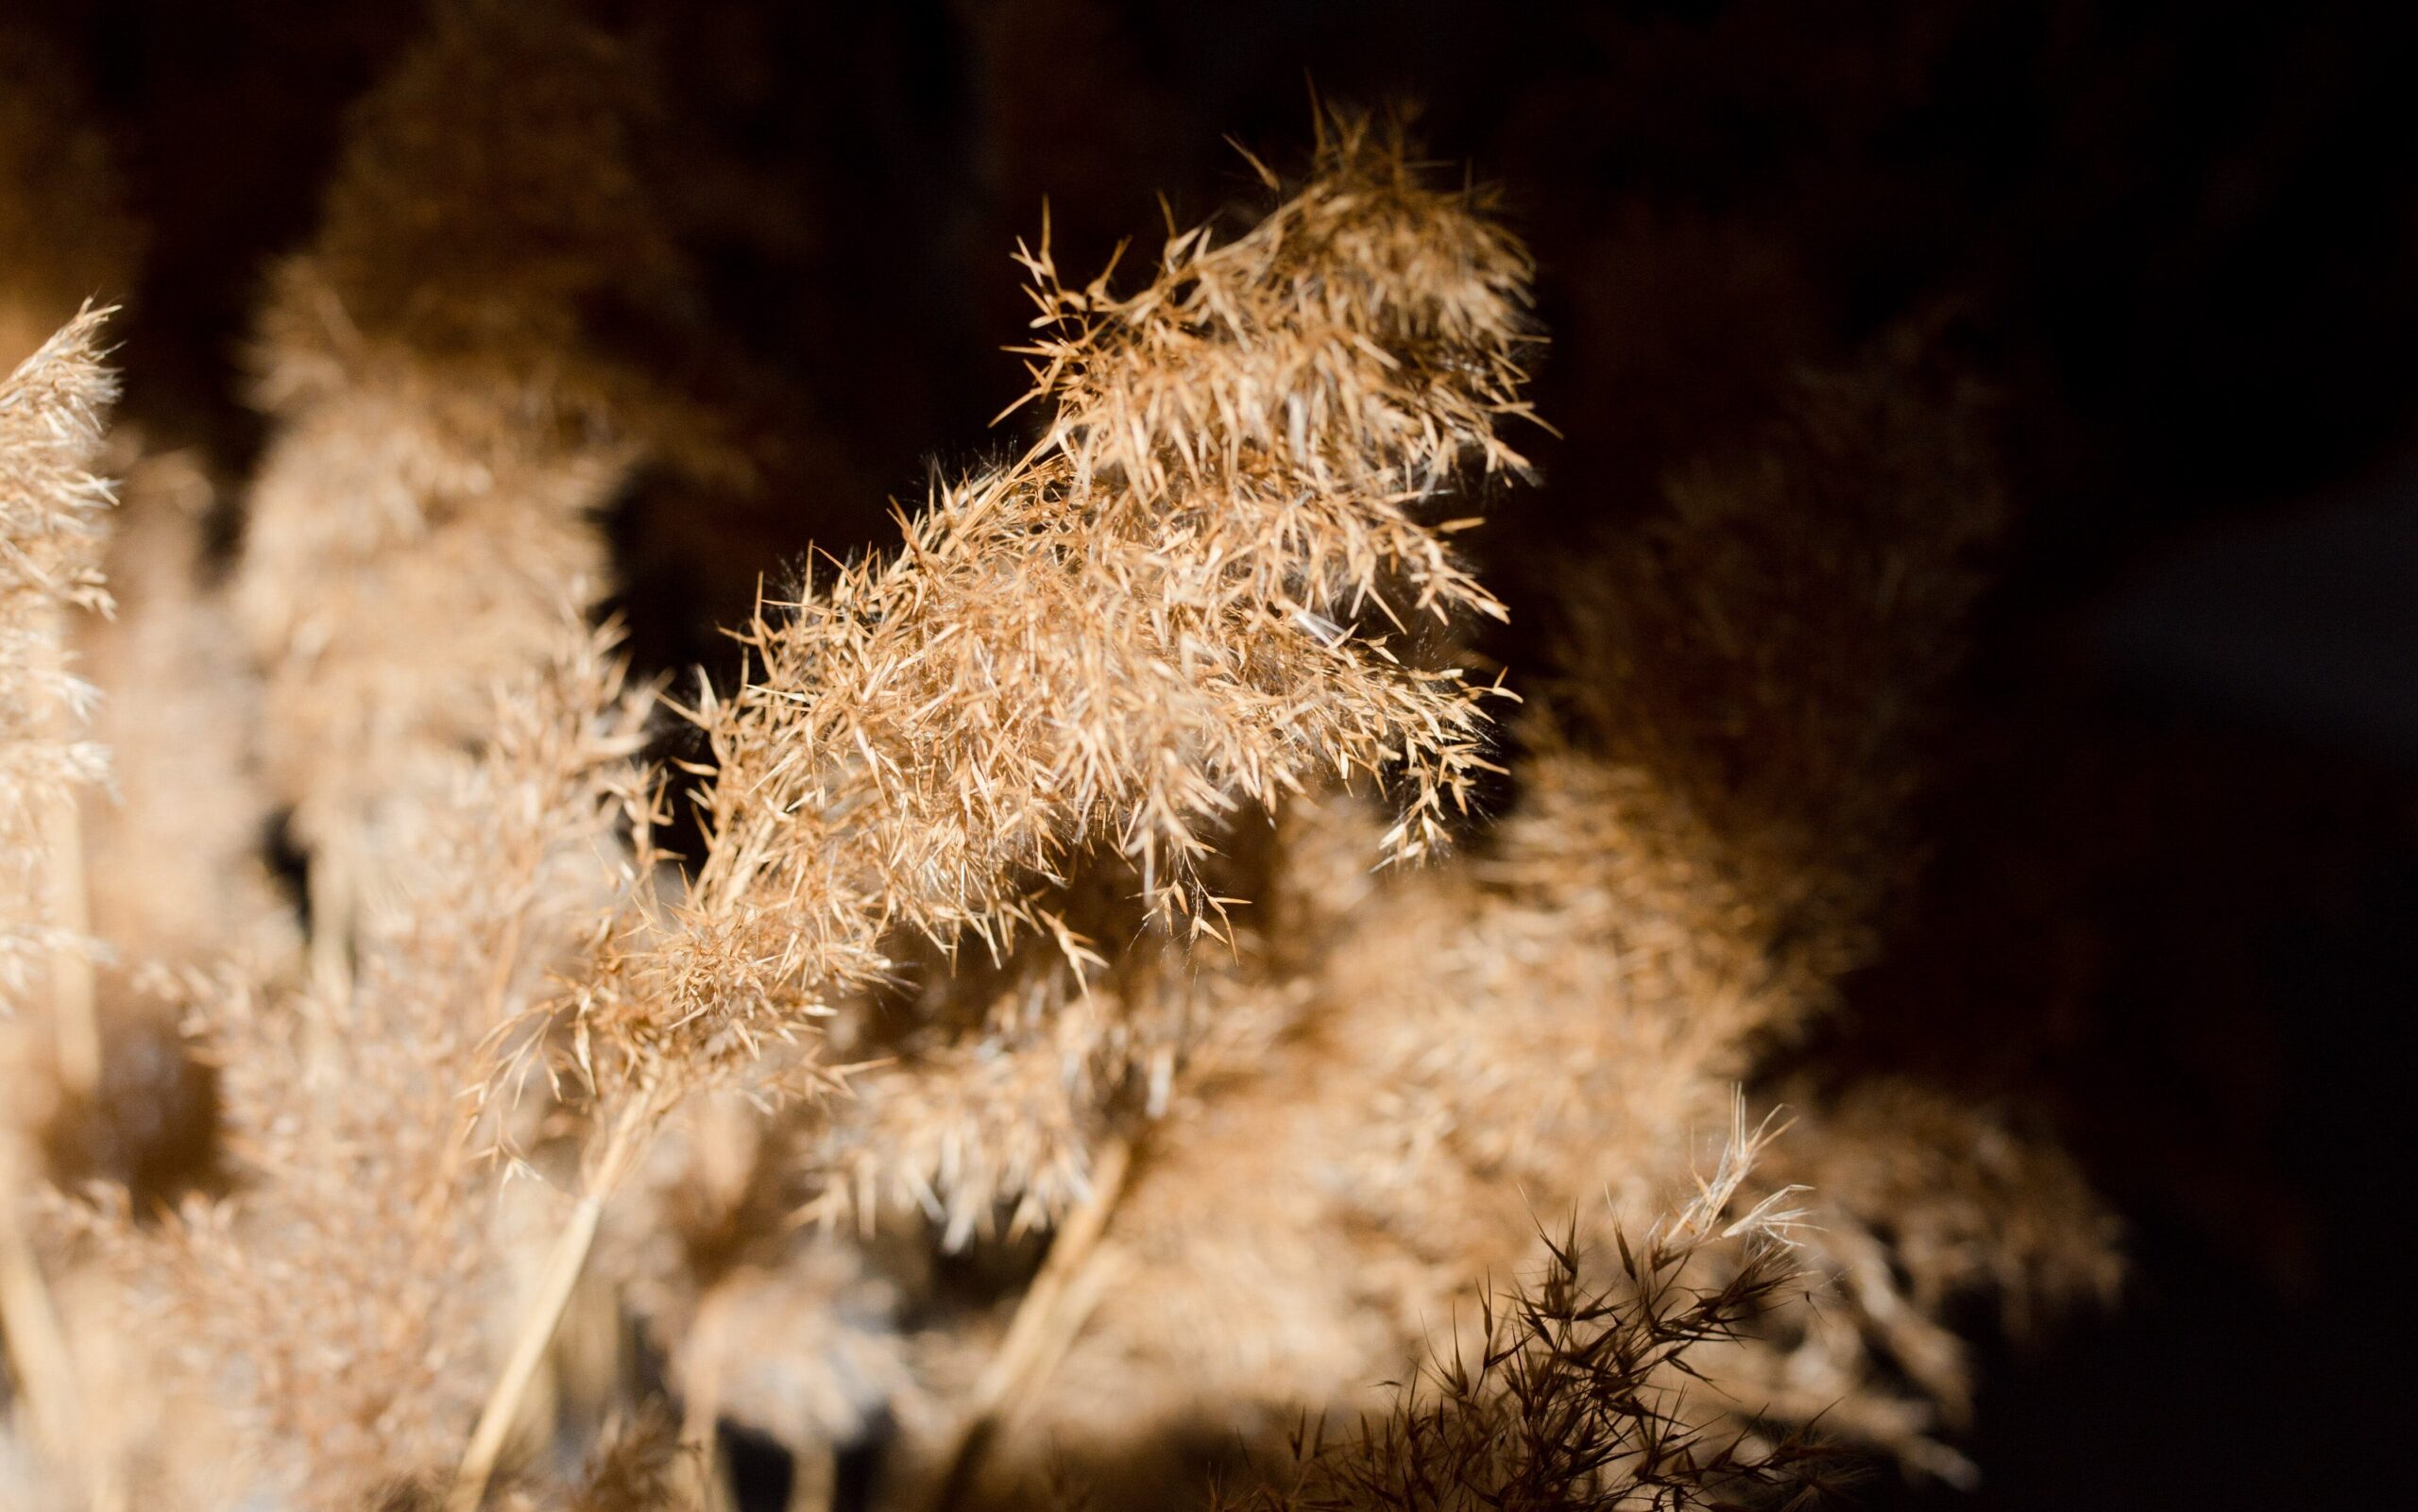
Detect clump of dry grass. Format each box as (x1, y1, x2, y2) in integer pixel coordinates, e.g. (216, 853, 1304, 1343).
(1217, 1117, 1838, 1512)
(20, 73, 1544, 1507)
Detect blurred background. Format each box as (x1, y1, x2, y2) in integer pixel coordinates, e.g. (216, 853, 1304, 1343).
(8, 2, 2415, 1504)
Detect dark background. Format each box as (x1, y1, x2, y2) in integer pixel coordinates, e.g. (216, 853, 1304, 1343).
(11, 2, 2417, 1504)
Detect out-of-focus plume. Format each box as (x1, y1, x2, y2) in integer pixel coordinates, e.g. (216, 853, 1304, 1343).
(229, 0, 726, 1000)
(42, 450, 289, 1201)
(1708, 1079, 2122, 1482)
(1216, 1112, 1836, 1512)
(88, 619, 649, 1510)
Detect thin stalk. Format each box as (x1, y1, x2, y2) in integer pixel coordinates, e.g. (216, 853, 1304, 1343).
(449, 1089, 654, 1512)
(42, 790, 95, 1096)
(0, 1132, 116, 1511)
(34, 617, 98, 1096)
(929, 1135, 1132, 1512)
(305, 845, 356, 1009)
(674, 1289, 732, 1512)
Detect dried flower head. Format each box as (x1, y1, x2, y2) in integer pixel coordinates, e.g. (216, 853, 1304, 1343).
(1216, 1115, 1838, 1512)
(564, 114, 1537, 1113)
